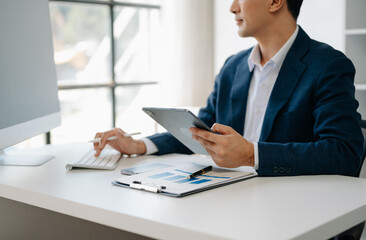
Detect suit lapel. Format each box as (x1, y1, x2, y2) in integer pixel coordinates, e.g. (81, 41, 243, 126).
(230, 60, 253, 135)
(260, 27, 310, 141)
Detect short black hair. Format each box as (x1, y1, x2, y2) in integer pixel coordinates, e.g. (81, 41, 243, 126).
(287, 0, 303, 20)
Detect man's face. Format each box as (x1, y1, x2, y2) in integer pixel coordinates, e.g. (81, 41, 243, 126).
(230, 0, 270, 38)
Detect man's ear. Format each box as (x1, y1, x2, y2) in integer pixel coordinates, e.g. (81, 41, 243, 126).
(269, 0, 286, 13)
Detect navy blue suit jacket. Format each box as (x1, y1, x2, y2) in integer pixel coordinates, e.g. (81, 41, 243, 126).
(148, 27, 364, 176)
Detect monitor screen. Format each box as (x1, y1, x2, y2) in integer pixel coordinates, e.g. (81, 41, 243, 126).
(0, 0, 61, 166)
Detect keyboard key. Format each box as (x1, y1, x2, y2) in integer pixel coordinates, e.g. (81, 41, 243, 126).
(78, 150, 94, 165)
(106, 154, 120, 168)
(92, 156, 104, 166)
(85, 155, 97, 166)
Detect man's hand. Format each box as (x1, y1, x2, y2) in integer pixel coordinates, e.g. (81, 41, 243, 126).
(190, 123, 254, 168)
(93, 128, 146, 157)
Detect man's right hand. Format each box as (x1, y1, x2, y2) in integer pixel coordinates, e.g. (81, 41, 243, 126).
(93, 128, 146, 157)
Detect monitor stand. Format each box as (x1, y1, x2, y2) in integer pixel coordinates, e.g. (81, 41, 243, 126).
(0, 149, 54, 166)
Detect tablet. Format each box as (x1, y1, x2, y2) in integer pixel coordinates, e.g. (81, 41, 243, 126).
(142, 107, 214, 155)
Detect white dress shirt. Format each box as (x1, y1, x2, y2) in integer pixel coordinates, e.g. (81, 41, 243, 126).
(142, 26, 300, 169)
(245, 25, 299, 169)
(142, 137, 158, 155)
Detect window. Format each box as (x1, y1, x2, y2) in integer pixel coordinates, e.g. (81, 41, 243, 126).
(48, 0, 161, 144)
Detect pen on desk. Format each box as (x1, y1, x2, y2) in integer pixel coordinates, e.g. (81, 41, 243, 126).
(88, 132, 141, 143)
(187, 166, 213, 179)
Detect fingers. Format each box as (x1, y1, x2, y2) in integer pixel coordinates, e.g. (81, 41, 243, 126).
(189, 127, 219, 143)
(93, 128, 120, 156)
(203, 147, 217, 160)
(93, 132, 103, 154)
(191, 123, 253, 168)
(118, 128, 127, 135)
(199, 144, 225, 168)
(192, 134, 216, 152)
(211, 123, 234, 135)
(189, 123, 235, 145)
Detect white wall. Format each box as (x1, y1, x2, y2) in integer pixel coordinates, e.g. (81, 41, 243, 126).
(214, 0, 346, 74)
(158, 0, 214, 108)
(214, 0, 256, 74)
(297, 0, 345, 52)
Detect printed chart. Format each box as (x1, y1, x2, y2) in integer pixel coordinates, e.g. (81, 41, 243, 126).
(149, 168, 230, 185)
(115, 163, 257, 196)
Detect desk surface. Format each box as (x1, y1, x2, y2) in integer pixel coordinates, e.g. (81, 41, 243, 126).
(1, 143, 366, 240)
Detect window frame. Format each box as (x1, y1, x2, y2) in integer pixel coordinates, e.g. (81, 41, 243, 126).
(47, 0, 161, 144)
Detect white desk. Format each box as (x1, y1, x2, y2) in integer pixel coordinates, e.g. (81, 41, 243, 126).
(1, 143, 366, 240)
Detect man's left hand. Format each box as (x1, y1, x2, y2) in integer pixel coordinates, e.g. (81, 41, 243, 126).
(190, 123, 254, 168)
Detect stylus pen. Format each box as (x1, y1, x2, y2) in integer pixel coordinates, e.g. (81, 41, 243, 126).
(187, 166, 213, 179)
(88, 132, 141, 143)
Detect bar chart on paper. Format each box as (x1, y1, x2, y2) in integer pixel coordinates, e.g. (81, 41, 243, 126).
(148, 168, 231, 185)
(150, 172, 212, 184)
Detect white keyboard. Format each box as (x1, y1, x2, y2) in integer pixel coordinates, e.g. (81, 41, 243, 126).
(66, 148, 122, 171)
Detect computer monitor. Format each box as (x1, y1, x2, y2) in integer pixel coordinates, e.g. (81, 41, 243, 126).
(0, 0, 61, 166)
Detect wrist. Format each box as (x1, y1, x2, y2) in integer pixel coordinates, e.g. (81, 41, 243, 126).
(248, 142, 255, 167)
(136, 140, 147, 155)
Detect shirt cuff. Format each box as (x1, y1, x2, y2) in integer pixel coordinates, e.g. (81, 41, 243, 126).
(141, 138, 158, 155)
(252, 142, 259, 170)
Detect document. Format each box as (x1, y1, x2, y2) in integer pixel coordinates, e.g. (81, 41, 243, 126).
(113, 163, 257, 197)
(120, 162, 173, 175)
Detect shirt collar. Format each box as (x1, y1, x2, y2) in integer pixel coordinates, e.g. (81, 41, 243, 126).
(248, 44, 261, 72)
(248, 25, 299, 72)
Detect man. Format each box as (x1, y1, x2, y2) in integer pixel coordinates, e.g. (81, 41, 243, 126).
(94, 0, 364, 177)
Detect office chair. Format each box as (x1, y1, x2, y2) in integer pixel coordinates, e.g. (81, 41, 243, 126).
(333, 120, 366, 240)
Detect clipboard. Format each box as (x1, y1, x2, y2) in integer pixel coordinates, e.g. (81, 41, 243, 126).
(112, 163, 257, 197)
